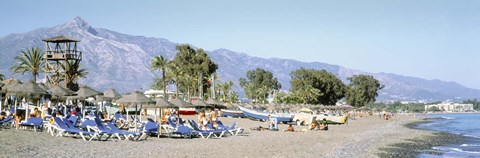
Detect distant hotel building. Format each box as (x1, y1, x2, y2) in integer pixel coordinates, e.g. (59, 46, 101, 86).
(425, 102, 474, 112)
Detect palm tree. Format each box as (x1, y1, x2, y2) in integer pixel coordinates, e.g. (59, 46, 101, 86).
(168, 63, 184, 98)
(151, 55, 170, 99)
(65, 60, 88, 84)
(11, 47, 44, 82)
(295, 84, 321, 104)
(219, 81, 234, 102)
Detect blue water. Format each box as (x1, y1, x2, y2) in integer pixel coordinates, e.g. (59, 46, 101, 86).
(416, 113, 480, 158)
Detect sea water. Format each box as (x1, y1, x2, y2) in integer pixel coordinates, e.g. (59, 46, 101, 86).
(416, 113, 480, 158)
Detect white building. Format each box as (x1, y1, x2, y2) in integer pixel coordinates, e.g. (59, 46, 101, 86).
(425, 102, 474, 112)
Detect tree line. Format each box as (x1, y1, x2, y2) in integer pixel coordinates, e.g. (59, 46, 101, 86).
(241, 67, 384, 107)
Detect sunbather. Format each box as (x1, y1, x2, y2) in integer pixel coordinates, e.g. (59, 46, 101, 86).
(209, 109, 218, 129)
(309, 121, 319, 130)
(319, 118, 328, 130)
(29, 108, 40, 118)
(0, 112, 6, 121)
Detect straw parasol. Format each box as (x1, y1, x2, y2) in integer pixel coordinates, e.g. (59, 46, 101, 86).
(74, 85, 102, 99)
(192, 99, 213, 109)
(9, 81, 48, 121)
(101, 89, 121, 118)
(206, 98, 225, 109)
(169, 98, 194, 108)
(143, 97, 177, 123)
(103, 89, 121, 100)
(116, 91, 155, 123)
(72, 85, 102, 118)
(48, 85, 75, 97)
(48, 85, 75, 113)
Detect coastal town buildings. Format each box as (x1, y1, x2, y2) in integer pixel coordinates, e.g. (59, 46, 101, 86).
(425, 102, 474, 112)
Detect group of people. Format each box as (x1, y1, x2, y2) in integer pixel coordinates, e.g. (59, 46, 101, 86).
(284, 118, 329, 132)
(198, 109, 219, 130)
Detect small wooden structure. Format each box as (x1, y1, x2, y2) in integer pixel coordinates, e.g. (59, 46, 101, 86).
(43, 36, 82, 90)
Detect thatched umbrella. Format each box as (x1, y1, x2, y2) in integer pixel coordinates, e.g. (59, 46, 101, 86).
(48, 85, 75, 114)
(9, 81, 48, 121)
(143, 97, 177, 122)
(103, 89, 121, 100)
(206, 98, 225, 109)
(169, 98, 194, 108)
(101, 89, 121, 118)
(116, 91, 155, 123)
(192, 99, 213, 109)
(1, 81, 22, 115)
(74, 85, 102, 119)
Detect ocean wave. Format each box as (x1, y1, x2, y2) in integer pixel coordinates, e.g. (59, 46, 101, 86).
(464, 134, 480, 139)
(461, 144, 480, 147)
(451, 148, 480, 154)
(441, 116, 455, 120)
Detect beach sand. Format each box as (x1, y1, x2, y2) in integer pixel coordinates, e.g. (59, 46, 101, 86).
(0, 114, 432, 158)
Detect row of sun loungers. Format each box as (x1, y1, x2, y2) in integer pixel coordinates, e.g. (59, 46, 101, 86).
(5, 113, 245, 141)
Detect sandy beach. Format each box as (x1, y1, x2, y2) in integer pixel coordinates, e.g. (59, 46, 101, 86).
(0, 114, 433, 158)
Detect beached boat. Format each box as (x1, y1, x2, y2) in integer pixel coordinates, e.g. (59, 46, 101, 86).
(221, 109, 244, 118)
(293, 113, 347, 125)
(179, 108, 197, 115)
(238, 106, 294, 122)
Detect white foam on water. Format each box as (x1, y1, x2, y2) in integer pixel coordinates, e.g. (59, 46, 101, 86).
(464, 134, 480, 139)
(451, 148, 480, 154)
(461, 144, 480, 147)
(440, 116, 455, 120)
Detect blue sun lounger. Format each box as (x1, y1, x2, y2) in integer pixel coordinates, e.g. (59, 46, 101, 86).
(106, 122, 142, 141)
(188, 120, 226, 138)
(53, 117, 98, 141)
(217, 121, 244, 136)
(20, 117, 44, 132)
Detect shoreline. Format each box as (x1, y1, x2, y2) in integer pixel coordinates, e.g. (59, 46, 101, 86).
(375, 117, 467, 157)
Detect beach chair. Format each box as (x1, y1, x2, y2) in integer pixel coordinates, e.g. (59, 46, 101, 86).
(188, 120, 225, 139)
(0, 116, 13, 128)
(85, 117, 115, 141)
(68, 116, 79, 127)
(20, 117, 43, 132)
(171, 125, 194, 139)
(53, 117, 98, 141)
(114, 113, 129, 128)
(106, 122, 142, 141)
(217, 121, 244, 136)
(138, 121, 159, 140)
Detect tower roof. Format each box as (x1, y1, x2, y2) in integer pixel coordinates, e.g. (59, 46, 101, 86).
(42, 36, 80, 43)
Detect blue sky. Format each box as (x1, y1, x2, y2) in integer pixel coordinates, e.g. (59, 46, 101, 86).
(1, 0, 480, 89)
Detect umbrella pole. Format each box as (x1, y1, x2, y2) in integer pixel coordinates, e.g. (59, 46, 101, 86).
(25, 96, 29, 122)
(83, 100, 86, 120)
(139, 104, 142, 122)
(0, 97, 2, 113)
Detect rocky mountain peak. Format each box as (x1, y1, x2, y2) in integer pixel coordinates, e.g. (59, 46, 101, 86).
(61, 16, 98, 35)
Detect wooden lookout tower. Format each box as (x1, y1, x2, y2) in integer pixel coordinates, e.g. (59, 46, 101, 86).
(42, 36, 82, 90)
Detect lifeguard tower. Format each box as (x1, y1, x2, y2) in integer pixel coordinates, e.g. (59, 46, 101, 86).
(42, 36, 82, 90)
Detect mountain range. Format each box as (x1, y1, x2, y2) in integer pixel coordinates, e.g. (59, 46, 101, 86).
(1, 17, 479, 102)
